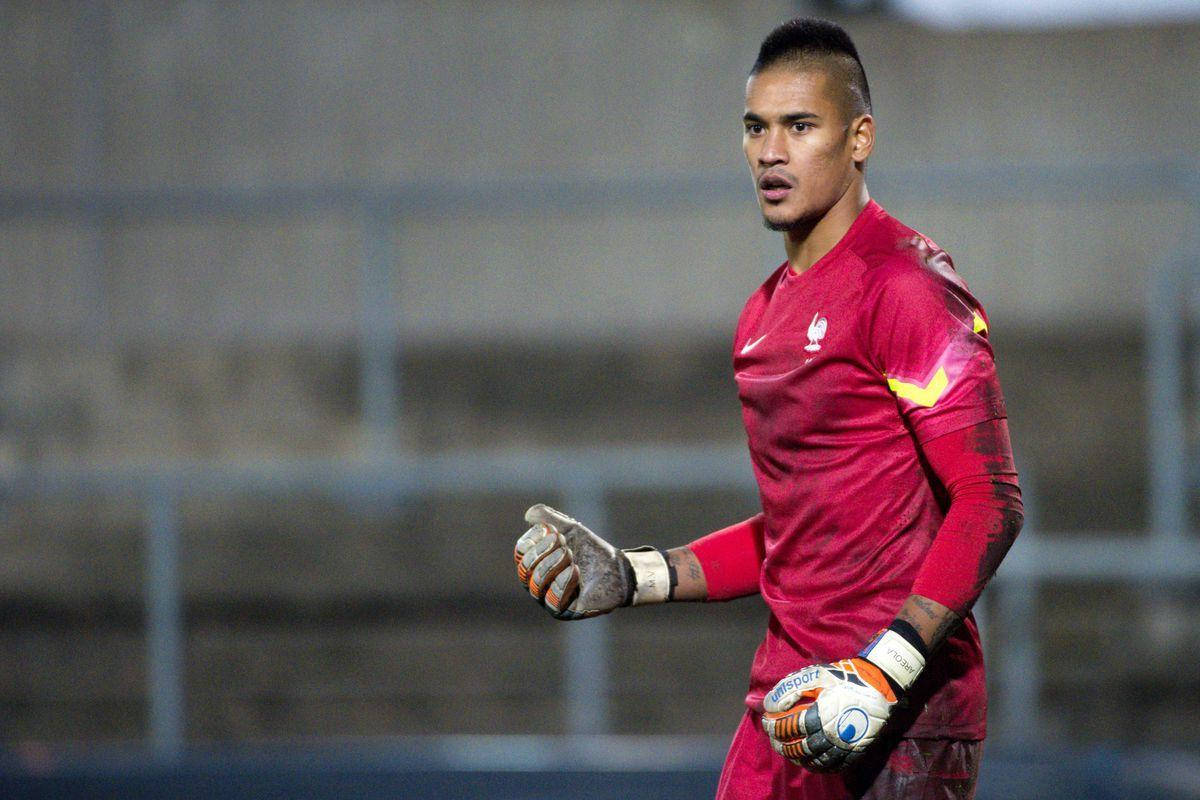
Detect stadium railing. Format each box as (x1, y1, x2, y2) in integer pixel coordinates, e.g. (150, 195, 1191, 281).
(0, 162, 1197, 797)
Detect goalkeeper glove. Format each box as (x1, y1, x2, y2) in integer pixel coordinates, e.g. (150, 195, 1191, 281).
(761, 624, 927, 772)
(513, 504, 674, 620)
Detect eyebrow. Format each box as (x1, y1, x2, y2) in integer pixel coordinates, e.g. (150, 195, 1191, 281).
(742, 111, 821, 124)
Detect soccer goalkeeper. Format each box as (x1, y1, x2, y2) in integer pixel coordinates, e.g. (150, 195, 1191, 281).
(514, 17, 1022, 800)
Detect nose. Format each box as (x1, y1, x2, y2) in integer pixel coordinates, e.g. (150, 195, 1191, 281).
(758, 128, 787, 166)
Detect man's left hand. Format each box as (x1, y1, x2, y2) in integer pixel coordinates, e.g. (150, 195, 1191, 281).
(761, 628, 926, 772)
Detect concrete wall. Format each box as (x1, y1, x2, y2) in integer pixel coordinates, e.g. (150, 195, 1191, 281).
(0, 1, 1197, 749)
(2, 1, 1197, 342)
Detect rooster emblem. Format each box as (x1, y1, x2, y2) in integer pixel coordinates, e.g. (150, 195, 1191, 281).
(805, 313, 827, 353)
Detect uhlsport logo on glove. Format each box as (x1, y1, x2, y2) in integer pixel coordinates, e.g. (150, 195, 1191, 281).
(761, 639, 927, 773)
(836, 707, 869, 744)
(766, 665, 822, 706)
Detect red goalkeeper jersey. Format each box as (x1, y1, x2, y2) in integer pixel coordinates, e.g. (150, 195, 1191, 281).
(734, 200, 1006, 739)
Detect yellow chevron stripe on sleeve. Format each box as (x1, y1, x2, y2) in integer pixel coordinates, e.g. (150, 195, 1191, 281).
(886, 367, 949, 408)
(972, 312, 988, 335)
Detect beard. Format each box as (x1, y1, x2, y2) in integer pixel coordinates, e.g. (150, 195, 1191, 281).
(763, 215, 805, 232)
(761, 208, 818, 233)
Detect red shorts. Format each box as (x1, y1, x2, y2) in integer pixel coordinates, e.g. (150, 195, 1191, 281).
(715, 710, 981, 800)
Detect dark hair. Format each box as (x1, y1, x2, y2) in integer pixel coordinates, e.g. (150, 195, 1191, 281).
(750, 17, 872, 119)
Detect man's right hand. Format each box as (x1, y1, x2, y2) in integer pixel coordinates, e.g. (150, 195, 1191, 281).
(514, 504, 671, 620)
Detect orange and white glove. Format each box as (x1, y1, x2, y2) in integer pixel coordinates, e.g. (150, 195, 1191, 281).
(761, 626, 927, 772)
(514, 504, 674, 620)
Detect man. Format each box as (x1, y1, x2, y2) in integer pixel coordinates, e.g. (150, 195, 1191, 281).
(514, 17, 1022, 800)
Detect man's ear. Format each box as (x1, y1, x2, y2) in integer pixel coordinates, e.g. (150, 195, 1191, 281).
(850, 114, 875, 165)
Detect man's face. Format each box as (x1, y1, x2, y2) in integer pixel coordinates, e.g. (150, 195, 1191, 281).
(742, 65, 865, 231)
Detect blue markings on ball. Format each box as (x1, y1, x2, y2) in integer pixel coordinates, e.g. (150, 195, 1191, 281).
(837, 708, 869, 744)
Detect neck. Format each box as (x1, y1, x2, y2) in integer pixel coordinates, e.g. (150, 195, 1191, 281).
(784, 179, 870, 273)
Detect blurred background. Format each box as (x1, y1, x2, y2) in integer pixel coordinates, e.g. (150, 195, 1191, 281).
(1, 0, 1198, 797)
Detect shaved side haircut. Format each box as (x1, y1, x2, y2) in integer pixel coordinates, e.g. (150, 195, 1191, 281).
(751, 17, 872, 123)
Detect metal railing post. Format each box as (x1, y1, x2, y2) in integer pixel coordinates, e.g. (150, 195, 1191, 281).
(1188, 168, 1200, 500)
(988, 469, 1040, 746)
(145, 480, 185, 761)
(359, 203, 400, 457)
(561, 484, 613, 735)
(74, 0, 111, 340)
(1146, 249, 1189, 544)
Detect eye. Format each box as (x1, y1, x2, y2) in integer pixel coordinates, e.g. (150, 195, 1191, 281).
(744, 122, 763, 135)
(791, 121, 811, 133)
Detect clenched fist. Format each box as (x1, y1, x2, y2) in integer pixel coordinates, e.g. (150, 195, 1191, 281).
(514, 504, 672, 620)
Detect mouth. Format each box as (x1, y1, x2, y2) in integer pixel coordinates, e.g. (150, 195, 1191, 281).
(758, 172, 794, 203)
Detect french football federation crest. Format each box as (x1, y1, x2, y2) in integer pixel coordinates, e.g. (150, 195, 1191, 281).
(805, 313, 827, 353)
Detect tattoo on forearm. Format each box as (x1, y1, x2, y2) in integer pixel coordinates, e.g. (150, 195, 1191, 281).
(898, 594, 961, 652)
(665, 546, 707, 602)
(667, 549, 704, 583)
(908, 595, 937, 620)
(930, 614, 959, 650)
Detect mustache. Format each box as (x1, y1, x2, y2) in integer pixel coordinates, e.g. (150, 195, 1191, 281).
(758, 170, 797, 189)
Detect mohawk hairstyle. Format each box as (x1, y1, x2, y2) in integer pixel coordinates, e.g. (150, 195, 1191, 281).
(751, 17, 872, 120)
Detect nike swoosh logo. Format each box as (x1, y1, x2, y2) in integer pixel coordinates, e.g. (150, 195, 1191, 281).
(740, 334, 768, 355)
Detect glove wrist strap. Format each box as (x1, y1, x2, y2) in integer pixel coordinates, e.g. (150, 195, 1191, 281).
(622, 547, 673, 605)
(861, 627, 926, 693)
